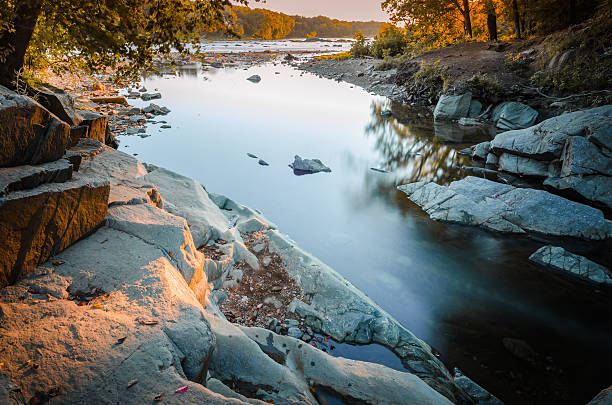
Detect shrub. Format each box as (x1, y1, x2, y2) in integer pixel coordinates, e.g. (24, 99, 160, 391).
(531, 56, 612, 94)
(467, 72, 505, 101)
(371, 25, 408, 59)
(414, 60, 452, 94)
(374, 55, 406, 71)
(350, 30, 371, 57)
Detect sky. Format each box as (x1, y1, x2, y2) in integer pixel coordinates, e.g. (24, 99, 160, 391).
(250, 0, 390, 22)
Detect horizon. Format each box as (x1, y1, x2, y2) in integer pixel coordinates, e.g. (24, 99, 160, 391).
(242, 0, 390, 22)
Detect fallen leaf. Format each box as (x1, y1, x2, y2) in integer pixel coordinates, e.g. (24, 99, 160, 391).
(52, 261, 65, 266)
(175, 385, 188, 393)
(137, 318, 159, 325)
(77, 301, 87, 306)
(116, 337, 127, 345)
(32, 300, 39, 304)
(154, 393, 164, 401)
(168, 252, 173, 257)
(92, 304, 103, 309)
(127, 379, 138, 388)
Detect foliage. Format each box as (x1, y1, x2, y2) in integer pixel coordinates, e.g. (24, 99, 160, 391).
(370, 25, 408, 58)
(414, 60, 452, 97)
(531, 57, 612, 94)
(350, 31, 372, 57)
(314, 52, 351, 61)
(374, 55, 407, 71)
(505, 53, 532, 77)
(0, 0, 249, 82)
(209, 7, 384, 40)
(467, 72, 504, 101)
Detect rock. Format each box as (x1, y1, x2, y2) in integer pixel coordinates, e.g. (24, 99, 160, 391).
(0, 226, 222, 404)
(381, 110, 392, 117)
(470, 141, 490, 160)
(433, 94, 472, 121)
(0, 173, 109, 287)
(0, 372, 26, 404)
(398, 176, 611, 239)
(502, 338, 541, 365)
(90, 96, 128, 105)
(468, 100, 482, 118)
(498, 153, 549, 177)
(283, 319, 299, 328)
(141, 92, 161, 101)
(266, 318, 279, 330)
(252, 240, 266, 253)
(587, 385, 612, 405)
(246, 75, 261, 83)
(262, 256, 272, 266)
(212, 322, 455, 405)
(35, 84, 83, 126)
(287, 327, 303, 339)
(160, 124, 171, 129)
(289, 155, 331, 175)
(491, 101, 538, 130)
(0, 159, 73, 196)
(77, 140, 147, 182)
(544, 174, 612, 211)
(258, 159, 269, 166)
(458, 117, 482, 126)
(560, 136, 612, 177)
(69, 125, 89, 146)
(490, 106, 611, 160)
(108, 180, 163, 208)
(529, 245, 612, 284)
(0, 86, 71, 167)
(264, 296, 282, 309)
(453, 369, 503, 405)
(486, 153, 498, 166)
(247, 153, 258, 158)
(142, 103, 170, 115)
(78, 110, 108, 144)
(210, 62, 224, 68)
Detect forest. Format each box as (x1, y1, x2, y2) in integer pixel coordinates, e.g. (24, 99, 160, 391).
(209, 6, 384, 40)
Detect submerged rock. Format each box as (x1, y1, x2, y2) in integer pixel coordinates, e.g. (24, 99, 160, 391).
(258, 159, 269, 166)
(398, 176, 611, 239)
(529, 245, 612, 284)
(289, 155, 331, 175)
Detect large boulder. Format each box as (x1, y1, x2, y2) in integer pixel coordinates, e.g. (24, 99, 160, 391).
(0, 86, 70, 167)
(398, 176, 611, 239)
(588, 385, 612, 405)
(78, 110, 108, 144)
(529, 245, 612, 284)
(498, 153, 549, 177)
(34, 84, 83, 127)
(491, 101, 538, 130)
(0, 173, 109, 287)
(489, 106, 611, 160)
(433, 94, 472, 121)
(289, 155, 331, 175)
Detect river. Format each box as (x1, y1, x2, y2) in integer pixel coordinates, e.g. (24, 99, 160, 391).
(119, 39, 612, 405)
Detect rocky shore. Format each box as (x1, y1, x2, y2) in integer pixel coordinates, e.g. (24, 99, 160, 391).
(0, 81, 508, 404)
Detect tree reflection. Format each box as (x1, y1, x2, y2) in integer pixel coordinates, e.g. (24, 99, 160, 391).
(366, 99, 480, 186)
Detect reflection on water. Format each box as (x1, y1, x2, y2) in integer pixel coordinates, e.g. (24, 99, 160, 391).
(120, 61, 612, 405)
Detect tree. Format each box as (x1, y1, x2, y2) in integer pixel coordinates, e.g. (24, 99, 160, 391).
(0, 0, 251, 88)
(484, 0, 498, 40)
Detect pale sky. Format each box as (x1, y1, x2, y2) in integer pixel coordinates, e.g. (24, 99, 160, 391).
(250, 0, 389, 22)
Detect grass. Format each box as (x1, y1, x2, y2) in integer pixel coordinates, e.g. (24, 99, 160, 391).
(314, 52, 351, 61)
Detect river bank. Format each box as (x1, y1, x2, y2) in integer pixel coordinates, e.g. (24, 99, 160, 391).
(0, 41, 608, 404)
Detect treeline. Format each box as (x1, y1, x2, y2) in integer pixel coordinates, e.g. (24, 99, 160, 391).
(209, 7, 384, 40)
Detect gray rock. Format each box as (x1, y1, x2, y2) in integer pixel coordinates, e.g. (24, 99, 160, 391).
(78, 110, 108, 144)
(0, 159, 73, 196)
(433, 94, 472, 121)
(398, 176, 611, 239)
(0, 86, 71, 167)
(587, 385, 612, 405)
(486, 153, 499, 166)
(454, 369, 503, 405)
(247, 153, 258, 158)
(544, 174, 612, 210)
(458, 117, 483, 126)
(141, 92, 161, 101)
(381, 110, 392, 117)
(258, 159, 269, 166)
(492, 101, 538, 130)
(287, 327, 303, 339)
(289, 155, 331, 174)
(529, 245, 612, 284)
(498, 153, 549, 177)
(264, 296, 282, 309)
(490, 106, 611, 160)
(470, 141, 490, 160)
(266, 318, 279, 330)
(468, 100, 482, 118)
(247, 75, 261, 83)
(35, 84, 83, 126)
(560, 136, 612, 177)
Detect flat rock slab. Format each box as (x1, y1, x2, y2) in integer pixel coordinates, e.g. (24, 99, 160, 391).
(529, 245, 612, 284)
(0, 173, 109, 287)
(76, 110, 108, 144)
(0, 86, 70, 167)
(491, 101, 538, 130)
(108, 180, 163, 208)
(0, 159, 73, 196)
(398, 176, 611, 240)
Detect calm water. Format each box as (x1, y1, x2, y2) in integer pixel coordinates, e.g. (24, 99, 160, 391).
(120, 58, 612, 404)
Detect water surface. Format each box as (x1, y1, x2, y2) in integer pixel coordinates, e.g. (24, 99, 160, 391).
(120, 59, 612, 405)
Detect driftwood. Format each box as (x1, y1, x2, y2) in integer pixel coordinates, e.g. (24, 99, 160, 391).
(518, 84, 611, 101)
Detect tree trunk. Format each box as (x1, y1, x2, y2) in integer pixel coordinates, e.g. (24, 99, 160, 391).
(486, 0, 498, 41)
(462, 0, 473, 37)
(0, 1, 43, 89)
(512, 0, 522, 39)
